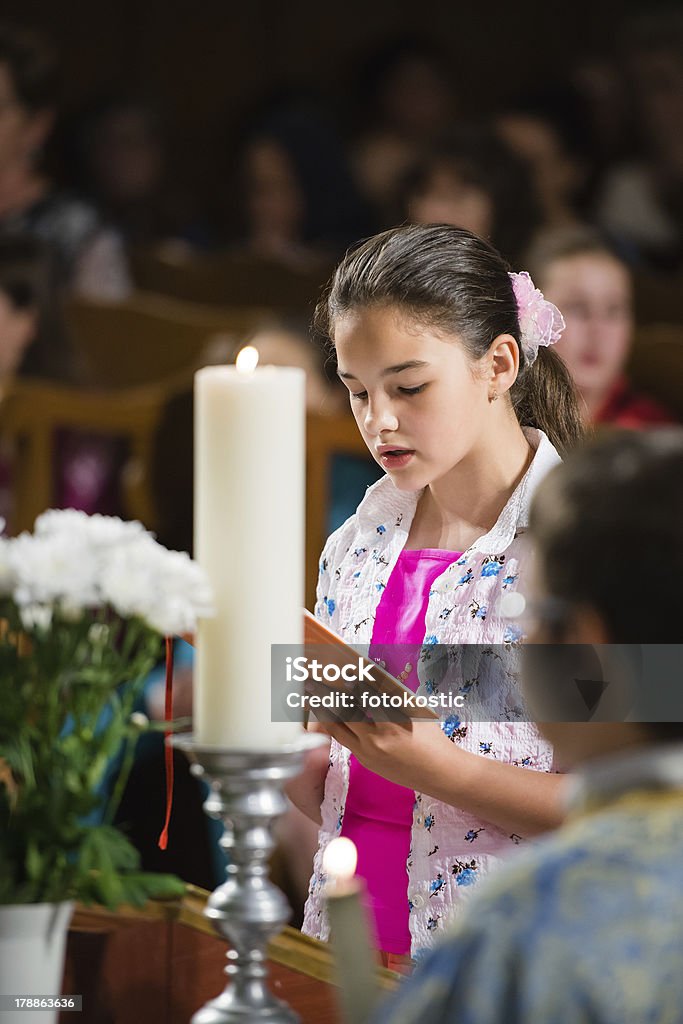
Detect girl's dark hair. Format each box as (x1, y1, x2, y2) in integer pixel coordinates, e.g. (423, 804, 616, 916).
(315, 223, 584, 456)
(529, 428, 683, 743)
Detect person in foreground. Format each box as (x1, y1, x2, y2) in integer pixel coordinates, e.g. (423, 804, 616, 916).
(373, 427, 683, 1023)
(291, 224, 585, 965)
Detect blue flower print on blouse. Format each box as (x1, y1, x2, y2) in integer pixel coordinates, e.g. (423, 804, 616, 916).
(325, 598, 336, 616)
(452, 859, 478, 886)
(376, 524, 386, 535)
(424, 813, 436, 832)
(481, 555, 505, 578)
(442, 715, 461, 739)
(503, 623, 524, 645)
(430, 873, 446, 897)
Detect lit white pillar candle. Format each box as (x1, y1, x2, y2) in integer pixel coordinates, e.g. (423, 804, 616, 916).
(323, 837, 380, 1024)
(194, 346, 305, 747)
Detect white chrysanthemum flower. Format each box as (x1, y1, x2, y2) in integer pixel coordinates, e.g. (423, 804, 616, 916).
(100, 535, 213, 635)
(35, 509, 148, 548)
(5, 510, 212, 638)
(7, 532, 99, 609)
(146, 548, 214, 635)
(34, 508, 91, 537)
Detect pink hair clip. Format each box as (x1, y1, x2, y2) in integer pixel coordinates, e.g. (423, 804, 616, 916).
(509, 271, 565, 365)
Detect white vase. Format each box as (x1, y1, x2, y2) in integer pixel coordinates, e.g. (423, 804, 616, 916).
(0, 902, 74, 1024)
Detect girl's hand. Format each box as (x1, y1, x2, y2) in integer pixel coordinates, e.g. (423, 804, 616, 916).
(319, 717, 457, 795)
(284, 723, 331, 825)
(319, 716, 566, 836)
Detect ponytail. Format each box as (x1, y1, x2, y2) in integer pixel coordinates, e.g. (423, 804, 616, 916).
(512, 347, 586, 457)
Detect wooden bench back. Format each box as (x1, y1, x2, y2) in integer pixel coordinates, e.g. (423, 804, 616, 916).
(64, 293, 269, 388)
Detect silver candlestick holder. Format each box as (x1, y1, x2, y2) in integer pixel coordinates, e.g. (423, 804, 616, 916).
(171, 732, 327, 1024)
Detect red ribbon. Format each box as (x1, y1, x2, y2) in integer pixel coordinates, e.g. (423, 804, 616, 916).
(157, 636, 175, 850)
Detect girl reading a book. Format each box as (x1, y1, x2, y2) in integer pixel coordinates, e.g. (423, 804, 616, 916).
(290, 224, 584, 966)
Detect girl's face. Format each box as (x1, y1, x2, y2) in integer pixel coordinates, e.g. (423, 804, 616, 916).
(334, 304, 490, 491)
(541, 253, 633, 398)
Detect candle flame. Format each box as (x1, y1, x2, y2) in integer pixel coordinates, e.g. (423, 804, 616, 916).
(235, 345, 259, 373)
(322, 836, 358, 881)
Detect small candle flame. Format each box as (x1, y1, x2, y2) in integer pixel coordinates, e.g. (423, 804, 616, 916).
(235, 345, 259, 374)
(323, 836, 358, 881)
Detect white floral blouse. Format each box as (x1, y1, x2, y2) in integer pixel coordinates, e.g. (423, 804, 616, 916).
(301, 428, 562, 959)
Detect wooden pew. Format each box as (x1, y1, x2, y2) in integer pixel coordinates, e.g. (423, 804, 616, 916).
(64, 293, 269, 389)
(129, 247, 332, 314)
(629, 324, 683, 419)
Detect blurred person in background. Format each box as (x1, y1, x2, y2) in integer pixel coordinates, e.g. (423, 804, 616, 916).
(570, 51, 631, 177)
(350, 38, 457, 228)
(497, 102, 589, 239)
(0, 235, 127, 533)
(0, 23, 131, 299)
(227, 97, 370, 268)
(594, 12, 683, 272)
(62, 96, 212, 252)
(527, 225, 676, 427)
(402, 124, 541, 264)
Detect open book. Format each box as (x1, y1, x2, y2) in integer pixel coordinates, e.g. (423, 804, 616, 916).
(303, 609, 438, 723)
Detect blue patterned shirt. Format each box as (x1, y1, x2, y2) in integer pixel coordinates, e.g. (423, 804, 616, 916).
(373, 744, 683, 1023)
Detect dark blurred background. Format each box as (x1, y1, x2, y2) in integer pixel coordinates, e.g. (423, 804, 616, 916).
(4, 0, 630, 194)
